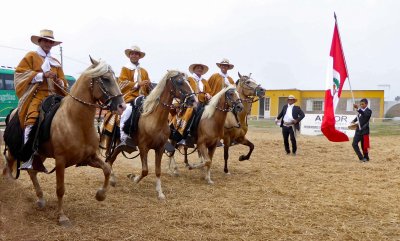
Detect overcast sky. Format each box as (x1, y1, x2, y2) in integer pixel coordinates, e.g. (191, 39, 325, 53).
(1, 0, 399, 100)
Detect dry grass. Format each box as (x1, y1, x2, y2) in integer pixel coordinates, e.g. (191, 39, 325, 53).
(1, 127, 399, 241)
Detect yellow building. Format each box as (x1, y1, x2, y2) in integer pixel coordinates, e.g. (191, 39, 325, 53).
(251, 89, 384, 118)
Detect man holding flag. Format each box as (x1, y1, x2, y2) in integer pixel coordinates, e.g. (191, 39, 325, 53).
(351, 99, 372, 162)
(322, 13, 372, 162)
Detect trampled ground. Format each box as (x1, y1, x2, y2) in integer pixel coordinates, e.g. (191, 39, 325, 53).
(1, 122, 399, 240)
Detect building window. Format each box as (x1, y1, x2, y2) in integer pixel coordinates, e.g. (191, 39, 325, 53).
(313, 100, 324, 111)
(264, 97, 270, 111)
(306, 99, 324, 111)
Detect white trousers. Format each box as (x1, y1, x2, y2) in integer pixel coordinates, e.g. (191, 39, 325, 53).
(24, 125, 33, 144)
(119, 103, 132, 142)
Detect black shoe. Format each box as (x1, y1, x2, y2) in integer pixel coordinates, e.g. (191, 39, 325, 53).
(362, 157, 369, 162)
(117, 137, 137, 153)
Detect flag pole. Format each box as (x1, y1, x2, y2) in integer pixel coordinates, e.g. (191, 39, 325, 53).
(334, 12, 360, 128)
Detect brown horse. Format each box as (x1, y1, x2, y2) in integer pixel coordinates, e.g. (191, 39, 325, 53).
(222, 73, 265, 174)
(106, 70, 195, 199)
(167, 85, 243, 184)
(2, 57, 126, 226)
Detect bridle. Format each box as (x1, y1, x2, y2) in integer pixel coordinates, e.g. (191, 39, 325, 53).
(238, 76, 264, 103)
(215, 89, 242, 113)
(160, 73, 195, 110)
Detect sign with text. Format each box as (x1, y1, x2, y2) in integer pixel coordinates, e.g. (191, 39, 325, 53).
(300, 114, 357, 137)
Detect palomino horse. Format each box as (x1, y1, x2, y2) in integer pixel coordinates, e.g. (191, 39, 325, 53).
(106, 70, 195, 199)
(222, 73, 265, 174)
(2, 57, 126, 226)
(167, 85, 243, 184)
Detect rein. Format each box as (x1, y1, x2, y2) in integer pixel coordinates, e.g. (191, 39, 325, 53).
(50, 74, 122, 109)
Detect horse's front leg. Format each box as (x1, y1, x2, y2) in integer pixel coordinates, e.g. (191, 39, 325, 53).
(155, 147, 166, 200)
(131, 147, 149, 184)
(204, 145, 217, 185)
(88, 155, 111, 202)
(27, 169, 46, 209)
(223, 137, 232, 174)
(105, 144, 122, 187)
(167, 150, 179, 176)
(239, 138, 254, 161)
(55, 160, 71, 227)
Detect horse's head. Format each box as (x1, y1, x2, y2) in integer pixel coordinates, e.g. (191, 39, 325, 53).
(224, 86, 244, 113)
(166, 70, 196, 107)
(237, 72, 266, 98)
(89, 57, 126, 115)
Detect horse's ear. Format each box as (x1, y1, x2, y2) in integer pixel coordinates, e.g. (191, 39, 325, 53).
(89, 55, 99, 65)
(238, 72, 242, 78)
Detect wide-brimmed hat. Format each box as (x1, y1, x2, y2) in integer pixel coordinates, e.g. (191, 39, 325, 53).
(216, 58, 234, 70)
(125, 45, 145, 58)
(348, 122, 358, 130)
(288, 95, 297, 100)
(189, 63, 209, 75)
(31, 29, 62, 46)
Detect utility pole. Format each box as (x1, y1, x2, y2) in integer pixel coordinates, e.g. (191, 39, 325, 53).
(59, 45, 63, 68)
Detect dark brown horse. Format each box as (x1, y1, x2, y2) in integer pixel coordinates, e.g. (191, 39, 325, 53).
(106, 70, 195, 199)
(222, 73, 265, 174)
(167, 85, 243, 184)
(2, 57, 126, 226)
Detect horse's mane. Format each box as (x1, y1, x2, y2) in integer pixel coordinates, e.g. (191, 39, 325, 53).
(202, 85, 236, 120)
(141, 70, 183, 116)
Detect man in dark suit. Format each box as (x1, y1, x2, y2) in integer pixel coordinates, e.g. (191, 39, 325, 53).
(351, 98, 372, 162)
(275, 95, 305, 155)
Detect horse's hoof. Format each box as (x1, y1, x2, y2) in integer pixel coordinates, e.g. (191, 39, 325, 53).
(127, 173, 135, 181)
(96, 188, 106, 201)
(239, 155, 248, 161)
(207, 180, 215, 185)
(36, 199, 46, 209)
(58, 216, 72, 227)
(158, 193, 166, 200)
(224, 172, 231, 175)
(110, 179, 117, 187)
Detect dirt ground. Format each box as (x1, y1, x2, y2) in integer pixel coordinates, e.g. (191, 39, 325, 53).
(0, 127, 399, 241)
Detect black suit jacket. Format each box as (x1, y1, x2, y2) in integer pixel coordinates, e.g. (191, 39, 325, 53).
(277, 104, 305, 130)
(352, 108, 372, 135)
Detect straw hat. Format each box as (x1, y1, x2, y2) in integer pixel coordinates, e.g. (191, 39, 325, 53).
(31, 29, 62, 46)
(288, 95, 297, 100)
(348, 122, 358, 130)
(125, 45, 145, 58)
(188, 63, 209, 75)
(216, 58, 234, 70)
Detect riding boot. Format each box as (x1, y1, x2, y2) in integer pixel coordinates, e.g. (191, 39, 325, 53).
(116, 135, 137, 153)
(20, 153, 49, 173)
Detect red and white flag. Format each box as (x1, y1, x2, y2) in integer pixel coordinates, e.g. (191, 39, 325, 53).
(321, 15, 350, 142)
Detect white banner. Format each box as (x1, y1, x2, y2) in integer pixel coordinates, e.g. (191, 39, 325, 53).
(300, 114, 357, 137)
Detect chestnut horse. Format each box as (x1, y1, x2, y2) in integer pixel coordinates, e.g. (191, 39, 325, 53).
(222, 73, 265, 174)
(106, 70, 195, 199)
(167, 85, 243, 184)
(2, 57, 126, 226)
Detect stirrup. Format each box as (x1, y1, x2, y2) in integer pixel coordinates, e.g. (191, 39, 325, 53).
(177, 139, 188, 147)
(116, 137, 138, 153)
(20, 158, 34, 171)
(216, 140, 224, 147)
